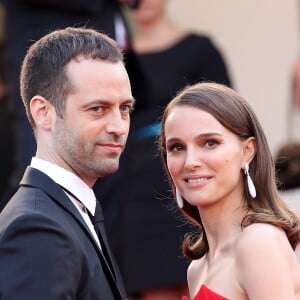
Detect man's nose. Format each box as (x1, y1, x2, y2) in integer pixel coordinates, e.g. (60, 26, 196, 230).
(105, 110, 129, 136)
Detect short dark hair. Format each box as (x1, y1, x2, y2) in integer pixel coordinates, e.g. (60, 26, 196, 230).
(20, 27, 124, 127)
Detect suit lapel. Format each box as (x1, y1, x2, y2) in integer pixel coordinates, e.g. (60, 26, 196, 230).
(20, 167, 125, 300)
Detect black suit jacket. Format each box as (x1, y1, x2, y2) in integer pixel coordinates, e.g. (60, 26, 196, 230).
(0, 167, 126, 299)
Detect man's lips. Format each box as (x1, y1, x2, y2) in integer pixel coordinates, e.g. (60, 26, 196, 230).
(98, 143, 124, 153)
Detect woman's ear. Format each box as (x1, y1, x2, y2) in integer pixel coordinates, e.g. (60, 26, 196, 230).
(242, 137, 256, 165)
(30, 96, 54, 130)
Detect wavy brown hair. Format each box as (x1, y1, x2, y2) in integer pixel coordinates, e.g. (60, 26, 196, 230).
(159, 82, 300, 260)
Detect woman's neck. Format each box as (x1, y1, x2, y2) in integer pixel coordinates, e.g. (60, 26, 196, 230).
(200, 198, 247, 259)
(133, 19, 187, 53)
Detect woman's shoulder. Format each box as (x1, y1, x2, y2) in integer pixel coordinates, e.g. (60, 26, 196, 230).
(181, 33, 214, 48)
(240, 223, 286, 240)
(235, 223, 297, 279)
(235, 224, 300, 298)
(236, 223, 288, 255)
(187, 257, 206, 296)
(161, 32, 212, 53)
(176, 33, 225, 63)
(241, 222, 284, 235)
(187, 256, 205, 276)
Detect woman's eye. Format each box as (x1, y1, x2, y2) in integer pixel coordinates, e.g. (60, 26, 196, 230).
(204, 139, 219, 148)
(167, 143, 184, 153)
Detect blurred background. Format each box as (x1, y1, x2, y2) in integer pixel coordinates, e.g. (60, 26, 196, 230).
(166, 0, 300, 153)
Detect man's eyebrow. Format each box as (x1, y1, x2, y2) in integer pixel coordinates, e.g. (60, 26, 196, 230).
(82, 97, 136, 107)
(123, 97, 136, 106)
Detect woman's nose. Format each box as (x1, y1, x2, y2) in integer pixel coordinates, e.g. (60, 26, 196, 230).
(184, 148, 202, 170)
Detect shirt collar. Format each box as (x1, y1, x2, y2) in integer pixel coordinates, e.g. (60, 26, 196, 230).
(30, 157, 97, 216)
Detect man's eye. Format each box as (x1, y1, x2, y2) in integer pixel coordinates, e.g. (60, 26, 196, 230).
(120, 104, 133, 113)
(90, 106, 103, 112)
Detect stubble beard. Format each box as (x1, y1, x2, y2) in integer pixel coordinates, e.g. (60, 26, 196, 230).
(92, 157, 120, 178)
(53, 119, 121, 180)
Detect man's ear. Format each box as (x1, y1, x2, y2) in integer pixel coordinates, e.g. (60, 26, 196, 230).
(242, 137, 256, 165)
(30, 96, 54, 130)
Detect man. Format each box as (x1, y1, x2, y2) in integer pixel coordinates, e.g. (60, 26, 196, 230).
(0, 27, 134, 299)
(0, 0, 132, 208)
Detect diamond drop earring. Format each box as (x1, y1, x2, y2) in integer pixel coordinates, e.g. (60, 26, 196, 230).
(175, 188, 184, 208)
(244, 163, 256, 198)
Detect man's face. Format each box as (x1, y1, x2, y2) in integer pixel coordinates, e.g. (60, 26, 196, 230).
(52, 58, 134, 187)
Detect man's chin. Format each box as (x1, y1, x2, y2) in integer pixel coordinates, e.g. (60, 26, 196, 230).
(95, 161, 119, 177)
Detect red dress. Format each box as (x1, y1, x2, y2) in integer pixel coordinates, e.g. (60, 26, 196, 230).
(182, 285, 229, 300)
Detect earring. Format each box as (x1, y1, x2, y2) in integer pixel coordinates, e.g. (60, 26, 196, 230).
(244, 163, 256, 198)
(175, 188, 184, 208)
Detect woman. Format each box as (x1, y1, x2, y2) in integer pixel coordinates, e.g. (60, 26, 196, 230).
(159, 82, 300, 299)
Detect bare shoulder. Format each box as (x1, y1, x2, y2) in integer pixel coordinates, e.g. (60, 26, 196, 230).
(236, 223, 289, 254)
(242, 222, 283, 235)
(187, 257, 203, 277)
(235, 223, 300, 299)
(187, 257, 206, 296)
(235, 223, 295, 265)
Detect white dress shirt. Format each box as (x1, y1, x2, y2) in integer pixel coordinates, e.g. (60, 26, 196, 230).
(30, 157, 101, 248)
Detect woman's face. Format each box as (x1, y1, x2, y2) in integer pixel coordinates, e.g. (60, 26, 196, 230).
(164, 105, 248, 208)
(129, 0, 166, 24)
